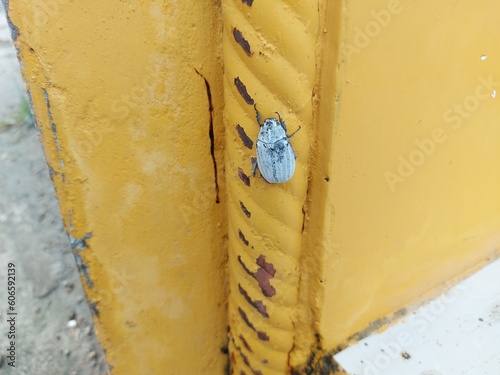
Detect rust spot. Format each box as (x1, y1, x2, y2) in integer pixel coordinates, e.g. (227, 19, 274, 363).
(257, 331, 269, 341)
(238, 284, 269, 318)
(234, 77, 254, 105)
(242, 0, 254, 5)
(255, 255, 276, 297)
(238, 167, 251, 186)
(233, 28, 252, 56)
(238, 229, 249, 246)
(240, 201, 251, 218)
(238, 255, 276, 298)
(262, 359, 268, 365)
(236, 124, 254, 149)
(239, 334, 253, 352)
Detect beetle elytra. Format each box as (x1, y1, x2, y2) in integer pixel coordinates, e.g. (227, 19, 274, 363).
(251, 104, 301, 184)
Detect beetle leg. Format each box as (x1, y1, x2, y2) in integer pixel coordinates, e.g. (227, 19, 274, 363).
(254, 104, 261, 126)
(287, 125, 301, 138)
(275, 111, 287, 131)
(251, 157, 258, 177)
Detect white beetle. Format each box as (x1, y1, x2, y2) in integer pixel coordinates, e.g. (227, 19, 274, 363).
(251, 104, 301, 184)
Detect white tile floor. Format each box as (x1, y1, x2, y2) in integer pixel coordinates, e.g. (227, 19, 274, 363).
(335, 259, 500, 375)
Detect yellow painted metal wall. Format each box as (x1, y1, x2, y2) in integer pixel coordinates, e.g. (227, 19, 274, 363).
(6, 0, 500, 374)
(7, 1, 228, 374)
(313, 0, 500, 353)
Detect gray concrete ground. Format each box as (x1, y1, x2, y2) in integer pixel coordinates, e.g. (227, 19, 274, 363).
(0, 3, 108, 374)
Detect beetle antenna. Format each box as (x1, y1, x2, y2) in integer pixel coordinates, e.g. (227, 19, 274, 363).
(275, 112, 287, 131)
(287, 125, 301, 138)
(254, 103, 261, 126)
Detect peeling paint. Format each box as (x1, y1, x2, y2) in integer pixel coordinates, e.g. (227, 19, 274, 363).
(238, 167, 250, 186)
(230, 335, 263, 375)
(42, 89, 60, 149)
(235, 124, 253, 149)
(42, 89, 66, 183)
(233, 28, 252, 56)
(239, 334, 253, 352)
(69, 233, 94, 288)
(254, 255, 276, 297)
(1, 0, 19, 40)
(88, 301, 100, 317)
(238, 284, 269, 318)
(294, 348, 347, 375)
(239, 201, 251, 218)
(237, 307, 269, 342)
(238, 229, 249, 246)
(234, 77, 254, 105)
(237, 255, 276, 299)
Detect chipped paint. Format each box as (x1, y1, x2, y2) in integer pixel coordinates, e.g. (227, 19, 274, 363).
(238, 284, 268, 318)
(69, 233, 94, 288)
(233, 28, 252, 56)
(235, 124, 253, 149)
(237, 254, 276, 301)
(238, 167, 251, 186)
(234, 77, 254, 105)
(1, 0, 19, 40)
(254, 255, 276, 298)
(238, 229, 249, 246)
(239, 201, 251, 218)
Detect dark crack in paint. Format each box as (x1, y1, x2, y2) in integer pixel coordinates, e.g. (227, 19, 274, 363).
(233, 28, 252, 56)
(195, 69, 220, 204)
(238, 167, 251, 186)
(239, 201, 251, 218)
(236, 124, 253, 149)
(238, 229, 249, 246)
(234, 77, 254, 105)
(255, 255, 276, 297)
(238, 284, 269, 318)
(1, 0, 19, 40)
(242, 0, 254, 6)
